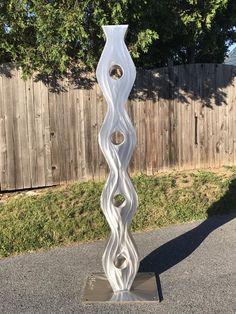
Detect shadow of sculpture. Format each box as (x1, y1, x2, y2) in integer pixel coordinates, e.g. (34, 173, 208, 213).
(139, 179, 236, 301)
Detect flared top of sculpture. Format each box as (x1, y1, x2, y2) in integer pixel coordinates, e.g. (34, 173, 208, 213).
(96, 24, 136, 108)
(102, 24, 128, 40)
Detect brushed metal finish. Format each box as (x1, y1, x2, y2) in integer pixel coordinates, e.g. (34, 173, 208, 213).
(83, 273, 159, 303)
(96, 25, 139, 292)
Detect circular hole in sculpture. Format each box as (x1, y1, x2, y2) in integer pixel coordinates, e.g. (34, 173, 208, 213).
(114, 254, 128, 269)
(113, 194, 126, 208)
(109, 64, 123, 80)
(111, 131, 125, 145)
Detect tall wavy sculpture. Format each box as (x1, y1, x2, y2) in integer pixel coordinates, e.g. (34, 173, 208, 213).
(96, 25, 139, 292)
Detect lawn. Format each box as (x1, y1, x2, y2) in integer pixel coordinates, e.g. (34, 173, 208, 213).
(1, 167, 236, 258)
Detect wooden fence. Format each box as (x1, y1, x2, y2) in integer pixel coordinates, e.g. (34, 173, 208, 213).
(1, 63, 236, 191)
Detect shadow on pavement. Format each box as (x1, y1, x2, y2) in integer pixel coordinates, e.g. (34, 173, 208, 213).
(139, 179, 236, 301)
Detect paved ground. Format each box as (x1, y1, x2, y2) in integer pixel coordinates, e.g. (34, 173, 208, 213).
(0, 213, 236, 314)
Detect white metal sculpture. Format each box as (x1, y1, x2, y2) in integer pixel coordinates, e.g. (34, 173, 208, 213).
(96, 25, 139, 292)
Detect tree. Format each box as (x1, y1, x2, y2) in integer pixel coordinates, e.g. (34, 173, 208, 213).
(136, 0, 236, 67)
(0, 0, 235, 78)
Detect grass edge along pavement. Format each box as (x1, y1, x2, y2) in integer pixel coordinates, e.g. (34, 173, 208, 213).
(1, 167, 236, 258)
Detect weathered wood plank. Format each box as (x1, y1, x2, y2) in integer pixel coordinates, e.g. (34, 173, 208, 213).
(95, 83, 104, 180)
(48, 87, 60, 185)
(10, 70, 23, 189)
(216, 64, 224, 168)
(0, 71, 7, 190)
(78, 88, 87, 179)
(25, 77, 35, 187)
(4, 74, 16, 189)
(57, 80, 67, 184)
(144, 70, 153, 175)
(151, 69, 159, 173)
(232, 68, 236, 166)
(70, 84, 79, 181)
(90, 74, 98, 179)
(17, 70, 31, 188)
(63, 79, 72, 182)
(178, 65, 184, 169)
(129, 71, 140, 175)
(33, 79, 46, 187)
(85, 74, 93, 180)
(41, 81, 52, 186)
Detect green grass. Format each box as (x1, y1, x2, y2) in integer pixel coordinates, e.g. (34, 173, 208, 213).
(1, 167, 236, 258)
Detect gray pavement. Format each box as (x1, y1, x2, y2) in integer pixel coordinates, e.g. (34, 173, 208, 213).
(0, 213, 236, 314)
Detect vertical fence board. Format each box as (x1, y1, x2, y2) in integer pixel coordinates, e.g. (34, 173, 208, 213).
(79, 89, 87, 179)
(228, 67, 234, 165)
(232, 69, 236, 166)
(90, 76, 98, 179)
(4, 75, 16, 189)
(95, 84, 104, 180)
(129, 71, 140, 175)
(138, 69, 147, 174)
(0, 72, 7, 190)
(41, 82, 52, 186)
(144, 70, 153, 175)
(70, 84, 79, 181)
(48, 88, 60, 185)
(26, 77, 35, 187)
(17, 70, 31, 188)
(150, 70, 158, 171)
(33, 80, 46, 187)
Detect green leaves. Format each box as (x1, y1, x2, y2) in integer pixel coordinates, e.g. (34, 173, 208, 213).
(180, 0, 228, 31)
(0, 0, 235, 77)
(130, 29, 158, 59)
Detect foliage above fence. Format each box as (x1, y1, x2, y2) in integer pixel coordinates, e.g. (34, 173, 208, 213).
(1, 63, 236, 191)
(1, 1, 236, 77)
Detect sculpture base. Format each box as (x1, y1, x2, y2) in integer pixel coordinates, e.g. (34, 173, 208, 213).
(82, 272, 159, 303)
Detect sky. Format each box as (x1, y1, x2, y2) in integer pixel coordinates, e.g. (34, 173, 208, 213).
(229, 42, 236, 52)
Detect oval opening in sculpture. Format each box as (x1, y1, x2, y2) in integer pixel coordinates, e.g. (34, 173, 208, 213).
(113, 194, 126, 208)
(109, 64, 123, 80)
(114, 253, 128, 269)
(111, 131, 125, 145)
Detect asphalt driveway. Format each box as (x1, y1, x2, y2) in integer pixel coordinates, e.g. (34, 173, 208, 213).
(0, 213, 235, 314)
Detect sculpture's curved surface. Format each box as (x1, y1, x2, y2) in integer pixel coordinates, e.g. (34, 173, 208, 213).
(96, 25, 139, 292)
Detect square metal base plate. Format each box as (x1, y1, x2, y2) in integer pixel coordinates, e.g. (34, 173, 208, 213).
(82, 272, 159, 303)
